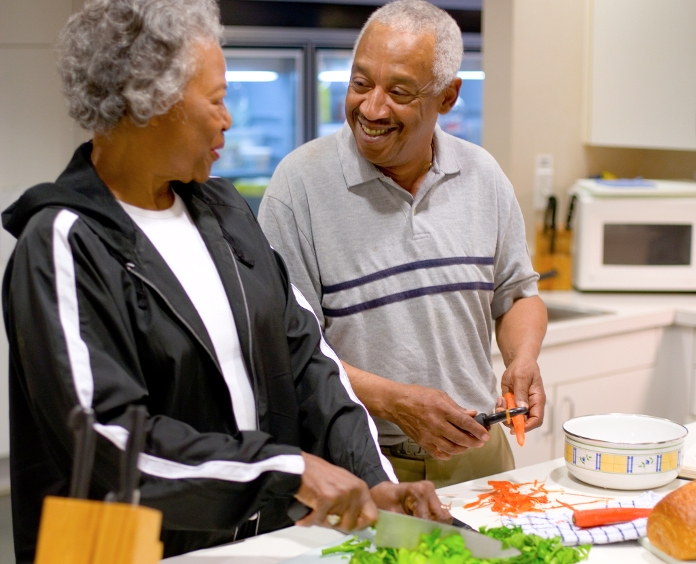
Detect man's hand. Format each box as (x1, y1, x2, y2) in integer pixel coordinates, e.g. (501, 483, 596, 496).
(341, 361, 488, 460)
(293, 452, 377, 532)
(499, 354, 545, 432)
(389, 384, 488, 459)
(370, 480, 452, 523)
(495, 295, 548, 433)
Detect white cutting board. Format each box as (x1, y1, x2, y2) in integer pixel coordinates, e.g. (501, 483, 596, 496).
(282, 530, 372, 563)
(639, 537, 696, 564)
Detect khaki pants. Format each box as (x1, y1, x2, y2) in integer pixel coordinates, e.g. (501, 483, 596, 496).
(381, 425, 515, 489)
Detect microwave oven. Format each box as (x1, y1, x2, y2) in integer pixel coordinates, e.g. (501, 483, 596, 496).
(571, 179, 696, 292)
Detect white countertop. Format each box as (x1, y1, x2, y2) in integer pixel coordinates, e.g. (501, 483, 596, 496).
(534, 291, 696, 348)
(162, 422, 696, 564)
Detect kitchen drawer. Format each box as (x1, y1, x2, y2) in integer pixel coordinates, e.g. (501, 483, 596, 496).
(551, 366, 656, 458)
(537, 328, 660, 386)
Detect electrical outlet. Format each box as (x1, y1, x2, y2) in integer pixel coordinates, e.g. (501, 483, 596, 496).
(534, 154, 554, 210)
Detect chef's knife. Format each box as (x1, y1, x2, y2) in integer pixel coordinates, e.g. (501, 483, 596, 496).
(474, 407, 528, 430)
(287, 502, 475, 530)
(68, 405, 97, 499)
(374, 510, 520, 558)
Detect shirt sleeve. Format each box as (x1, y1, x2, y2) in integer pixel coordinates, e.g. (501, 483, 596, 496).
(490, 164, 540, 320)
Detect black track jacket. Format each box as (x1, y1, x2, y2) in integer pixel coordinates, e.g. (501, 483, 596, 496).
(2, 142, 392, 562)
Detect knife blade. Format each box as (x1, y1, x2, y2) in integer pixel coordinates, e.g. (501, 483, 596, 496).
(474, 407, 528, 430)
(374, 509, 520, 559)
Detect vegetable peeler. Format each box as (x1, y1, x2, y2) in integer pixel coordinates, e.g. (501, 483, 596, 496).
(473, 407, 528, 430)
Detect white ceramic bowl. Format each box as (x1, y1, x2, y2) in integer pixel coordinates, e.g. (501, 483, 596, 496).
(563, 414, 688, 490)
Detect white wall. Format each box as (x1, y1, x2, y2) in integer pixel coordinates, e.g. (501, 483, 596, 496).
(482, 0, 696, 249)
(0, 0, 85, 457)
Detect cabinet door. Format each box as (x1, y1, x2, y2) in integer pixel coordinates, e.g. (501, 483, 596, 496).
(587, 0, 696, 150)
(551, 367, 656, 458)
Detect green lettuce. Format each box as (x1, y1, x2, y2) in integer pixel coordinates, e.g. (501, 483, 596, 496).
(321, 525, 591, 564)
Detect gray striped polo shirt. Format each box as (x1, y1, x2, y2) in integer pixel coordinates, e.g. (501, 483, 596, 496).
(259, 124, 539, 445)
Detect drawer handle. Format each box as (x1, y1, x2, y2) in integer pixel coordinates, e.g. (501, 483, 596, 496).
(543, 400, 554, 436)
(562, 397, 576, 421)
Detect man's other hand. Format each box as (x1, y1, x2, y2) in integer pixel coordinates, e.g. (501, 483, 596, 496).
(499, 352, 545, 432)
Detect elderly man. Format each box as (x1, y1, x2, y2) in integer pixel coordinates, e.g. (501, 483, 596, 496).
(259, 0, 547, 488)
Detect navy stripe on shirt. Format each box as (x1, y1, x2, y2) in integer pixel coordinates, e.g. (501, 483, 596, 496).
(322, 281, 494, 318)
(322, 256, 495, 294)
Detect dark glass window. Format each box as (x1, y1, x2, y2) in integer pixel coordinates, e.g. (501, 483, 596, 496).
(603, 224, 692, 266)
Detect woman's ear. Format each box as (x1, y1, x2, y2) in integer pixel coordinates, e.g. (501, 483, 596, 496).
(438, 77, 462, 115)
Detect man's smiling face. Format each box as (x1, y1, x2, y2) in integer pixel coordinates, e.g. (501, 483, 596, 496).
(345, 23, 446, 171)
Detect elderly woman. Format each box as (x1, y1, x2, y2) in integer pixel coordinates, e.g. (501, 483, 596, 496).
(2, 0, 450, 562)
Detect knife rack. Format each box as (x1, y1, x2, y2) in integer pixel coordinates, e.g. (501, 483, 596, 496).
(534, 225, 573, 291)
(34, 495, 163, 564)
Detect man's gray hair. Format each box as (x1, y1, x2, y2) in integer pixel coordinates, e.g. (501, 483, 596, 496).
(58, 0, 223, 132)
(355, 0, 463, 93)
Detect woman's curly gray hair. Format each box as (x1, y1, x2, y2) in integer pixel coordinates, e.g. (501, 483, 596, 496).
(58, 0, 223, 132)
(355, 0, 463, 94)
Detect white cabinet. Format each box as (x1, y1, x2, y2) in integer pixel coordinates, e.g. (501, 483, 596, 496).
(586, 0, 696, 150)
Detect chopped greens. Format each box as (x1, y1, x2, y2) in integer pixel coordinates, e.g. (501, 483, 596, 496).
(321, 526, 591, 564)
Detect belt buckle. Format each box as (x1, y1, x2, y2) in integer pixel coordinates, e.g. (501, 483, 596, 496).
(389, 439, 429, 460)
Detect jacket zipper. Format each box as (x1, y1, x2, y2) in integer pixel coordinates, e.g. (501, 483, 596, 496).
(125, 262, 223, 376)
(128, 259, 263, 534)
(225, 243, 261, 431)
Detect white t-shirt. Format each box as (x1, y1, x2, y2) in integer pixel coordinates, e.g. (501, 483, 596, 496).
(119, 194, 257, 430)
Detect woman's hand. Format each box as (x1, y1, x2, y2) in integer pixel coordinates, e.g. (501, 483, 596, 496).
(293, 452, 378, 532)
(370, 480, 452, 523)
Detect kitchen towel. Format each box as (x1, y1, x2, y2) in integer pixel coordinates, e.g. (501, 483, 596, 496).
(501, 492, 663, 546)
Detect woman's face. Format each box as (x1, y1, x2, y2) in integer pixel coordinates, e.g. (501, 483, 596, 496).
(157, 40, 231, 184)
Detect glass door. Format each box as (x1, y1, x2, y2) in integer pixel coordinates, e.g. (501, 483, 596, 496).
(212, 48, 303, 215)
(438, 52, 484, 145)
(316, 49, 353, 138)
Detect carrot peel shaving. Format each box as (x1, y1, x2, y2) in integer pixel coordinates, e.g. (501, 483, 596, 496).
(504, 392, 525, 446)
(461, 480, 613, 518)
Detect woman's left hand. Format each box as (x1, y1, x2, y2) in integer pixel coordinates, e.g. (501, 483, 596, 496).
(369, 480, 452, 523)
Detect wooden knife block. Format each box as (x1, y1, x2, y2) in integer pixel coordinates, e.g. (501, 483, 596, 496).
(35, 496, 163, 564)
(534, 226, 573, 291)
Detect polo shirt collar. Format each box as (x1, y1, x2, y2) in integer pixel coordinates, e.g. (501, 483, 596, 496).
(432, 124, 462, 175)
(337, 123, 383, 188)
(337, 123, 462, 189)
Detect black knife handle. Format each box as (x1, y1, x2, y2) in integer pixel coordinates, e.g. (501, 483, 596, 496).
(116, 405, 148, 504)
(287, 500, 312, 521)
(451, 517, 475, 531)
(68, 405, 97, 499)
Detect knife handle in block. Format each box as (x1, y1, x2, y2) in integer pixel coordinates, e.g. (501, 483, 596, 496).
(35, 496, 163, 564)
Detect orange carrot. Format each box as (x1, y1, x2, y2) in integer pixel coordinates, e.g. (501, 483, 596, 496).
(572, 507, 652, 528)
(504, 392, 525, 447)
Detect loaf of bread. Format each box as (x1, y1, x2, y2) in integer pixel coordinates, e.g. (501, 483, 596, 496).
(647, 481, 696, 560)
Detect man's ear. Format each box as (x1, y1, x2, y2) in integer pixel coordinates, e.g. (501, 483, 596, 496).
(438, 77, 462, 115)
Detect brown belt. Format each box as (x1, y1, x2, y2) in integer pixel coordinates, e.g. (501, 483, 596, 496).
(382, 438, 430, 460)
